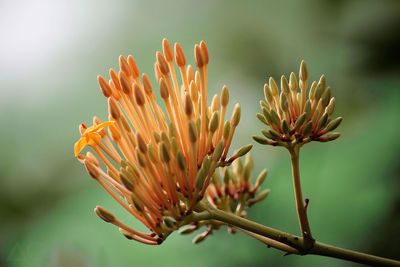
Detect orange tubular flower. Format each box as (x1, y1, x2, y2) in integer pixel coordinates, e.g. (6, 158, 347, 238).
(74, 39, 251, 244)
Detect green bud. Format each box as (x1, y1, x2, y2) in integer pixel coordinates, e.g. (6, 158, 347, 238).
(321, 86, 331, 107)
(256, 113, 269, 125)
(304, 100, 311, 119)
(317, 112, 329, 130)
(264, 84, 274, 103)
(269, 129, 281, 140)
(120, 173, 134, 191)
(269, 109, 281, 127)
(245, 153, 253, 171)
(280, 75, 290, 95)
(282, 120, 290, 135)
(147, 143, 157, 163)
(159, 142, 170, 163)
(221, 85, 229, 106)
(295, 113, 307, 129)
(243, 164, 251, 183)
(280, 93, 288, 112)
(255, 189, 270, 202)
(195, 168, 207, 191)
(169, 122, 177, 139)
(308, 81, 317, 101)
(170, 137, 179, 156)
(325, 117, 342, 132)
(209, 111, 219, 133)
(223, 169, 230, 185)
(255, 169, 268, 188)
(262, 107, 272, 125)
(326, 97, 335, 116)
(319, 132, 340, 142)
(192, 233, 206, 244)
(233, 158, 243, 175)
(130, 194, 144, 212)
(260, 100, 269, 110)
(253, 135, 271, 145)
(289, 72, 298, 92)
(269, 77, 279, 96)
(177, 151, 186, 171)
(153, 131, 161, 143)
(179, 227, 196, 235)
(261, 129, 274, 140)
(232, 144, 253, 158)
(223, 121, 231, 140)
(188, 120, 198, 143)
(213, 141, 224, 162)
(231, 103, 241, 127)
(302, 121, 313, 137)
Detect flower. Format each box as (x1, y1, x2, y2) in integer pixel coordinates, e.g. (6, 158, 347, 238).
(253, 60, 342, 147)
(74, 39, 251, 244)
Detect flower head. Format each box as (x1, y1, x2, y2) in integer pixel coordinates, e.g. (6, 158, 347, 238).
(74, 39, 251, 244)
(253, 60, 342, 147)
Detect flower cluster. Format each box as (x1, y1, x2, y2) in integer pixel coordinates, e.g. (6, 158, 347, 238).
(253, 61, 342, 147)
(180, 153, 270, 243)
(74, 39, 252, 244)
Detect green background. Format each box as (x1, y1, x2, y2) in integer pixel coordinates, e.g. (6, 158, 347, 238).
(1, 0, 399, 266)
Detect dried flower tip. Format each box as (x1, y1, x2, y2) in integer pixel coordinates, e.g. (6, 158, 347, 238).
(221, 85, 229, 106)
(156, 51, 169, 75)
(200, 41, 209, 65)
(108, 98, 121, 119)
(86, 151, 100, 167)
(84, 159, 99, 179)
(184, 93, 193, 117)
(179, 227, 197, 235)
(136, 133, 147, 153)
(109, 124, 121, 142)
(142, 73, 153, 95)
(94, 206, 115, 223)
(194, 44, 206, 68)
(159, 78, 169, 99)
(98, 75, 112, 98)
(119, 71, 132, 95)
(231, 103, 241, 127)
(119, 55, 131, 77)
(189, 81, 198, 102)
(174, 42, 186, 67)
(134, 83, 145, 106)
(162, 38, 173, 62)
(127, 56, 139, 78)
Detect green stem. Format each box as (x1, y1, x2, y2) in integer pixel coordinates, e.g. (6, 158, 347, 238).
(200, 201, 400, 266)
(289, 145, 314, 247)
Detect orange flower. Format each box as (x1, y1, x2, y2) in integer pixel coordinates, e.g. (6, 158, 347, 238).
(74, 121, 114, 157)
(74, 39, 250, 245)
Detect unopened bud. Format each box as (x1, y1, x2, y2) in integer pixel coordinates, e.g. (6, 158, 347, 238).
(281, 75, 290, 95)
(192, 233, 206, 244)
(188, 120, 198, 143)
(232, 144, 253, 159)
(255, 169, 268, 188)
(231, 104, 241, 127)
(84, 159, 99, 179)
(221, 85, 229, 106)
(269, 77, 279, 96)
(318, 132, 340, 142)
(302, 121, 313, 137)
(295, 113, 307, 129)
(289, 72, 298, 92)
(94, 206, 115, 223)
(325, 117, 342, 132)
(253, 135, 270, 145)
(264, 84, 274, 102)
(209, 112, 219, 133)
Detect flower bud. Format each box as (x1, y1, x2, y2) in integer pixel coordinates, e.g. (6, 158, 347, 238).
(94, 206, 115, 223)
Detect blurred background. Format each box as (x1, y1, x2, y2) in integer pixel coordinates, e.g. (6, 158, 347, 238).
(0, 0, 399, 266)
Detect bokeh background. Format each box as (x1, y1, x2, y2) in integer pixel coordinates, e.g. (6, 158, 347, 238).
(1, 0, 399, 266)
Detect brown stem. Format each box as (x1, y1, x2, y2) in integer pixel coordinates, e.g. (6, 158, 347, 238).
(289, 145, 314, 248)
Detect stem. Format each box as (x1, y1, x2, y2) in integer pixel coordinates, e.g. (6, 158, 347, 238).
(289, 145, 314, 247)
(200, 201, 400, 266)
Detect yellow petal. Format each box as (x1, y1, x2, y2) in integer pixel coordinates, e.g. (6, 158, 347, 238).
(74, 137, 88, 157)
(92, 121, 115, 133)
(87, 132, 101, 146)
